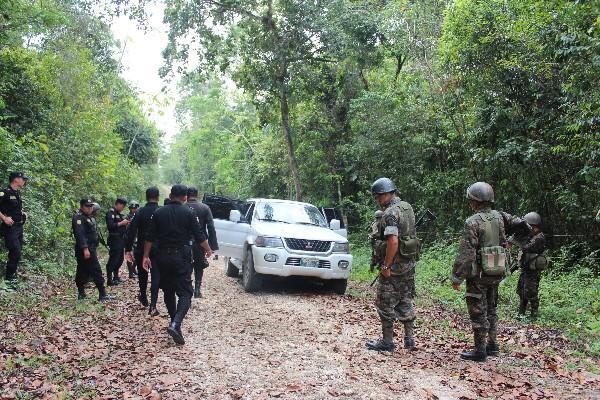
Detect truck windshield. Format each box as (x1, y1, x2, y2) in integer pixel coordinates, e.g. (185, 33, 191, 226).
(255, 202, 328, 227)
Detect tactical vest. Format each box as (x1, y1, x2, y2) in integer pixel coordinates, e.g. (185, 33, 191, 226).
(378, 200, 420, 263)
(476, 211, 507, 277)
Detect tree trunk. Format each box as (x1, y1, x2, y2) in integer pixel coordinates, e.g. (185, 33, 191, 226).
(279, 83, 303, 201)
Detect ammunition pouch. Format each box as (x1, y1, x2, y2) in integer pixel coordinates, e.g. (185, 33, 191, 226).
(525, 253, 548, 271)
(399, 235, 421, 261)
(478, 246, 507, 277)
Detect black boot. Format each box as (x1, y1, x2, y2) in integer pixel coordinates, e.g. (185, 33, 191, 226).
(148, 306, 159, 317)
(460, 329, 487, 362)
(138, 292, 149, 307)
(403, 321, 416, 349)
(367, 321, 395, 351)
(486, 342, 500, 357)
(167, 322, 185, 345)
(98, 285, 115, 302)
(128, 262, 137, 279)
(194, 281, 202, 299)
(77, 287, 86, 300)
(518, 298, 527, 315)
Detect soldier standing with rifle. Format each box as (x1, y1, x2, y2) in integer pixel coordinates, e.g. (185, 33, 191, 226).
(0, 172, 28, 284)
(105, 198, 130, 286)
(450, 182, 527, 362)
(72, 198, 113, 302)
(366, 177, 419, 352)
(125, 188, 161, 316)
(512, 212, 546, 319)
(186, 187, 219, 299)
(142, 184, 212, 345)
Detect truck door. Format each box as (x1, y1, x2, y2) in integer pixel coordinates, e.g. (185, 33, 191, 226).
(203, 194, 252, 259)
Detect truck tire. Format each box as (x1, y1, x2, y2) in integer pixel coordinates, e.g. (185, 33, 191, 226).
(225, 258, 239, 278)
(242, 247, 262, 292)
(327, 279, 348, 295)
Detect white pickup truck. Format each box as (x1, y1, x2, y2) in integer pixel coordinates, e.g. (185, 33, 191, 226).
(204, 196, 353, 294)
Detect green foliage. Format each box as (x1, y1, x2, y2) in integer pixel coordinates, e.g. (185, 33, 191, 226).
(0, 0, 159, 276)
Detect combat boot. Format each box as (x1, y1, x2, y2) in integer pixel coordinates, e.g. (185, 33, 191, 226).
(138, 292, 149, 307)
(403, 321, 416, 349)
(518, 299, 527, 315)
(486, 342, 500, 357)
(99, 294, 116, 302)
(460, 329, 487, 362)
(167, 321, 185, 345)
(148, 307, 159, 317)
(367, 321, 395, 352)
(77, 288, 86, 301)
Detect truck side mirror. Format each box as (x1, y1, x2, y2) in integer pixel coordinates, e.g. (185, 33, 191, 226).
(329, 219, 341, 230)
(229, 210, 241, 223)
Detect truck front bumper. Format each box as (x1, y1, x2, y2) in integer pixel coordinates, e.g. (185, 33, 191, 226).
(251, 247, 352, 280)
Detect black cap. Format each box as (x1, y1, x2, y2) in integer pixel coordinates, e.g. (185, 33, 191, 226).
(187, 186, 199, 197)
(9, 172, 29, 182)
(115, 197, 127, 205)
(80, 198, 94, 206)
(171, 184, 188, 197)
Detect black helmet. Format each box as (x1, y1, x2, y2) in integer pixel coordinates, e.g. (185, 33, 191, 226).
(523, 212, 541, 226)
(371, 177, 396, 195)
(466, 182, 495, 203)
(128, 200, 140, 209)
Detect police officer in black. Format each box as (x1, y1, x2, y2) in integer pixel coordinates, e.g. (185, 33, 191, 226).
(125, 200, 140, 279)
(186, 187, 219, 298)
(125, 187, 161, 316)
(72, 198, 113, 301)
(0, 172, 28, 283)
(143, 184, 212, 345)
(105, 198, 130, 285)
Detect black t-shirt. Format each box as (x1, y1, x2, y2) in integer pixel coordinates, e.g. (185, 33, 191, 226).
(0, 186, 23, 223)
(147, 201, 206, 248)
(125, 202, 159, 252)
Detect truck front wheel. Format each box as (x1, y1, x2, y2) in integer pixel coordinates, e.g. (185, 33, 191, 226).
(242, 247, 262, 292)
(327, 279, 348, 295)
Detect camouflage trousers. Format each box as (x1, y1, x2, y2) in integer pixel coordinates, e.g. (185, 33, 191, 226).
(465, 277, 500, 339)
(375, 264, 415, 323)
(517, 269, 541, 310)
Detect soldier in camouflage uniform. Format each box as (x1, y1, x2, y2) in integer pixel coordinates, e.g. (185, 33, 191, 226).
(366, 178, 418, 352)
(451, 182, 526, 362)
(514, 212, 546, 319)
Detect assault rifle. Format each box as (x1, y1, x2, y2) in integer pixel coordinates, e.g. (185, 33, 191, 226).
(369, 208, 437, 287)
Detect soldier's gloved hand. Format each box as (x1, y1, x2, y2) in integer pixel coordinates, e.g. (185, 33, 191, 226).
(83, 248, 91, 260)
(142, 256, 152, 272)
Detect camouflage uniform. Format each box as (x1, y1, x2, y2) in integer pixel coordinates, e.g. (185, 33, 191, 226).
(516, 232, 546, 316)
(374, 197, 417, 346)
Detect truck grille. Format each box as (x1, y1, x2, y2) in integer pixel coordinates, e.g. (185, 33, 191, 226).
(284, 238, 331, 253)
(285, 258, 331, 269)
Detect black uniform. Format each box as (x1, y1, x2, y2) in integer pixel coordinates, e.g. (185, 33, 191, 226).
(105, 207, 127, 284)
(146, 200, 207, 327)
(72, 211, 106, 298)
(125, 211, 138, 278)
(126, 202, 160, 309)
(187, 199, 219, 296)
(0, 186, 25, 281)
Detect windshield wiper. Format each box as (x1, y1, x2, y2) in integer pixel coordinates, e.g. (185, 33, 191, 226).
(257, 218, 290, 224)
(295, 221, 323, 227)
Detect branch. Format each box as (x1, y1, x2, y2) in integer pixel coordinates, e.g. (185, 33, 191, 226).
(201, 0, 262, 21)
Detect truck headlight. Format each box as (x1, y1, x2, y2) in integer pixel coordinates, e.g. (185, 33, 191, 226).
(332, 242, 350, 253)
(255, 236, 284, 248)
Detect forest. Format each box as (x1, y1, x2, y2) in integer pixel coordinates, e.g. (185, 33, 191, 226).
(1, 1, 600, 398)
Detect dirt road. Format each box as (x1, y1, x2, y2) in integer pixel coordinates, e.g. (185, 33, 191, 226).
(2, 261, 599, 399)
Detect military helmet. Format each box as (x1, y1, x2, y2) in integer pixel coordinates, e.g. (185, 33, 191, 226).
(128, 200, 140, 209)
(523, 212, 541, 226)
(92, 202, 101, 213)
(371, 177, 396, 195)
(466, 182, 495, 203)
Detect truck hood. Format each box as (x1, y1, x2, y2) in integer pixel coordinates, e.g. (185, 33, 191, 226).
(253, 221, 347, 242)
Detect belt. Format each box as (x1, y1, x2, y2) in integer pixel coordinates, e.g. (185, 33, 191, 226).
(158, 246, 190, 254)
